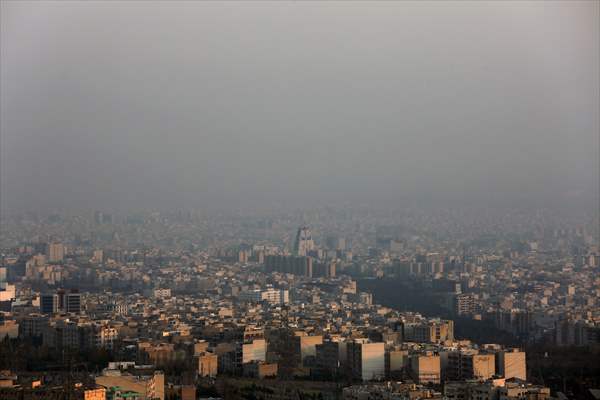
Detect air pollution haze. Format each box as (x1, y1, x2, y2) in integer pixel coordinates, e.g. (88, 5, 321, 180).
(1, 1, 598, 213)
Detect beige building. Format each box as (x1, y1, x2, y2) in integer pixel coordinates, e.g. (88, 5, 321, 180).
(446, 350, 496, 381)
(242, 339, 266, 364)
(411, 353, 441, 384)
(499, 381, 550, 399)
(48, 243, 65, 262)
(472, 354, 495, 380)
(497, 349, 526, 381)
(244, 361, 278, 378)
(140, 342, 185, 367)
(347, 340, 385, 381)
(387, 348, 409, 377)
(408, 320, 454, 343)
(96, 371, 164, 400)
(197, 352, 218, 377)
(0, 320, 18, 339)
(294, 335, 323, 366)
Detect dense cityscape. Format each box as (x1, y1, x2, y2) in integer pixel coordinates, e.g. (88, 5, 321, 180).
(0, 206, 598, 399)
(1, 1, 598, 399)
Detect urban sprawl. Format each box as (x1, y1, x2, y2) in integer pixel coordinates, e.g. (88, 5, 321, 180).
(0, 207, 598, 400)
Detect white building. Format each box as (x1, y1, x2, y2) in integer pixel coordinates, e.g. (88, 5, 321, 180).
(239, 288, 289, 305)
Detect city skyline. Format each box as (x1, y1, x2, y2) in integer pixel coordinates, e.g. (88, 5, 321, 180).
(0, 2, 598, 400)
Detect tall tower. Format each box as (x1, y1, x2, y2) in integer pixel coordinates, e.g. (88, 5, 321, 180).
(47, 242, 65, 262)
(294, 226, 315, 256)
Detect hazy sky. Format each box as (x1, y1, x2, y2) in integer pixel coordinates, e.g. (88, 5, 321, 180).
(1, 1, 598, 213)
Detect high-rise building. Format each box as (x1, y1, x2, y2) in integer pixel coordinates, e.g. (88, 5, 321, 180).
(405, 320, 454, 343)
(66, 291, 81, 314)
(293, 335, 323, 367)
(411, 353, 441, 384)
(197, 352, 218, 377)
(39, 289, 81, 314)
(0, 283, 16, 302)
(97, 326, 118, 349)
(455, 293, 476, 316)
(18, 315, 49, 339)
(315, 341, 342, 377)
(238, 250, 250, 264)
(447, 351, 495, 381)
(496, 349, 526, 381)
(92, 249, 104, 264)
(47, 243, 65, 263)
(387, 348, 409, 378)
(242, 339, 266, 364)
(40, 294, 59, 314)
(347, 339, 385, 381)
(471, 354, 496, 380)
(265, 255, 313, 277)
(294, 226, 315, 256)
(313, 261, 336, 278)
